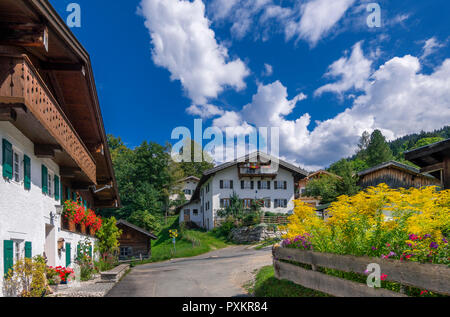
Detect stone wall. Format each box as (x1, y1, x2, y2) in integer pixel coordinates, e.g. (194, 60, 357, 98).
(229, 224, 285, 244)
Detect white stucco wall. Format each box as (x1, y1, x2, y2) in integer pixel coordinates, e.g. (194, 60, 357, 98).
(179, 163, 296, 231)
(211, 165, 295, 218)
(170, 179, 199, 202)
(0, 122, 96, 296)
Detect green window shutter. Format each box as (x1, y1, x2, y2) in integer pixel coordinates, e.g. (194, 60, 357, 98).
(72, 191, 77, 201)
(65, 243, 71, 267)
(77, 244, 81, 260)
(23, 155, 31, 190)
(66, 187, 71, 201)
(4, 240, 14, 277)
(41, 165, 48, 194)
(25, 241, 32, 259)
(54, 175, 60, 201)
(89, 246, 92, 259)
(2, 139, 13, 179)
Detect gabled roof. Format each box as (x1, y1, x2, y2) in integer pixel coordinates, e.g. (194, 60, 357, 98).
(176, 176, 200, 184)
(204, 151, 308, 177)
(189, 152, 308, 202)
(358, 161, 437, 180)
(117, 220, 157, 240)
(307, 170, 342, 180)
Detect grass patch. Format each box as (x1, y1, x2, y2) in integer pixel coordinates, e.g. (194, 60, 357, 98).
(249, 266, 329, 297)
(254, 238, 280, 250)
(137, 217, 230, 265)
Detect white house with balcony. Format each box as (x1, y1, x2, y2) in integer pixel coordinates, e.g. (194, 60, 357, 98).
(0, 0, 119, 296)
(178, 152, 308, 230)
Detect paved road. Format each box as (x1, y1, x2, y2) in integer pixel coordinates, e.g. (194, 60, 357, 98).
(106, 245, 273, 297)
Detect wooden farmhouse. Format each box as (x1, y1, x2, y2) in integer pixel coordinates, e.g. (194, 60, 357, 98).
(405, 138, 450, 189)
(0, 0, 119, 294)
(358, 161, 440, 189)
(117, 220, 157, 261)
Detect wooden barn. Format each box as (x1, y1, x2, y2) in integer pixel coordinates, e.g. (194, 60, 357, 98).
(358, 161, 441, 189)
(405, 138, 450, 189)
(117, 220, 157, 261)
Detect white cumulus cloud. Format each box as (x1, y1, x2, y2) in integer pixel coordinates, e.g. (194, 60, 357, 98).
(139, 0, 250, 105)
(209, 44, 450, 169)
(315, 41, 372, 97)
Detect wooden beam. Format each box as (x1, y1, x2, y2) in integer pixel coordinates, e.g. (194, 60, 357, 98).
(94, 199, 117, 209)
(420, 162, 444, 174)
(34, 144, 63, 158)
(0, 23, 48, 52)
(71, 183, 92, 191)
(87, 143, 104, 155)
(0, 103, 28, 114)
(60, 167, 82, 178)
(41, 62, 84, 72)
(0, 108, 17, 122)
(444, 157, 450, 190)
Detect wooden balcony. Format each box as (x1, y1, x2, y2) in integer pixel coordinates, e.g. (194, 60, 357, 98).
(0, 54, 96, 184)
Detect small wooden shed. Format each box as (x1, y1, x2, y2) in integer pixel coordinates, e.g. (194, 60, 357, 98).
(117, 220, 157, 261)
(358, 161, 440, 189)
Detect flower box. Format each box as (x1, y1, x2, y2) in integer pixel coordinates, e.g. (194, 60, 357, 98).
(89, 226, 95, 236)
(81, 224, 87, 235)
(69, 219, 76, 232)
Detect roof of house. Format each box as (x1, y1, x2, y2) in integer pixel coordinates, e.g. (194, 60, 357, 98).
(405, 138, 450, 167)
(187, 152, 309, 203)
(357, 161, 437, 180)
(176, 176, 200, 184)
(307, 170, 342, 180)
(117, 220, 158, 240)
(1, 0, 120, 207)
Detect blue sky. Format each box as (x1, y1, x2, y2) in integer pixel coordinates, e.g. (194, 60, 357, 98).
(51, 0, 450, 170)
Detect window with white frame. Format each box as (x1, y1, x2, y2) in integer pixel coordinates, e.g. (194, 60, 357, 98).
(240, 181, 253, 189)
(274, 199, 288, 208)
(260, 181, 271, 190)
(220, 180, 233, 189)
(274, 181, 287, 190)
(13, 151, 21, 182)
(264, 198, 271, 208)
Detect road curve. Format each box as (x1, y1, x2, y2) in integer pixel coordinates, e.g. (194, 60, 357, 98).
(106, 245, 273, 297)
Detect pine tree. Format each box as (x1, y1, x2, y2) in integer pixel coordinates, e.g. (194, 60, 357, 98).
(366, 130, 393, 167)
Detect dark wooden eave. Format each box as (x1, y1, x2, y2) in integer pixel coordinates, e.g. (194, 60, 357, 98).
(0, 0, 120, 208)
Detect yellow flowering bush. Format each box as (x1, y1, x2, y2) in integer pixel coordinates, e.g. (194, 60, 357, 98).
(283, 184, 450, 265)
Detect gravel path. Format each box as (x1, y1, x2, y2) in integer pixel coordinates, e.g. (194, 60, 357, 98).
(48, 276, 118, 297)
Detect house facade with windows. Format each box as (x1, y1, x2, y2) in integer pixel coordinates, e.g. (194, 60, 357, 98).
(0, 0, 119, 295)
(169, 176, 200, 203)
(178, 152, 308, 230)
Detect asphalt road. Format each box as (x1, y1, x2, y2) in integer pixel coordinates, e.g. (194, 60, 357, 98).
(106, 245, 273, 297)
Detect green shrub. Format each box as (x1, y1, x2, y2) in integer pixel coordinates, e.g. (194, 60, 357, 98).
(211, 220, 236, 239)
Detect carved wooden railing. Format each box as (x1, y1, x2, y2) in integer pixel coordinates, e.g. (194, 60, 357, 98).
(0, 54, 96, 183)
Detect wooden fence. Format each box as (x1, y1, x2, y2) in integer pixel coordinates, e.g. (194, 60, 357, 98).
(214, 216, 288, 228)
(273, 246, 450, 297)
